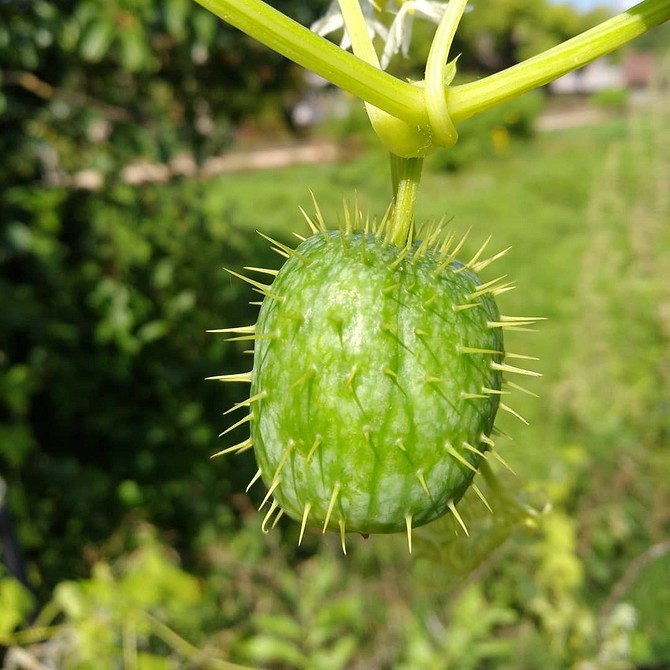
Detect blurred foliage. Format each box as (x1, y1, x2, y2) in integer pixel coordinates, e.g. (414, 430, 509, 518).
(0, 0, 329, 192)
(454, 0, 610, 71)
(0, 174, 287, 590)
(427, 90, 544, 172)
(388, 0, 610, 77)
(590, 88, 629, 111)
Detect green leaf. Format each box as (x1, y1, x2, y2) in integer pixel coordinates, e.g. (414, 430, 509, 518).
(0, 578, 35, 636)
(165, 0, 191, 38)
(79, 19, 115, 63)
(238, 634, 306, 668)
(138, 652, 173, 670)
(251, 613, 303, 642)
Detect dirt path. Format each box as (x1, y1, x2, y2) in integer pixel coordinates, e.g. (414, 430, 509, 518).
(51, 105, 609, 190)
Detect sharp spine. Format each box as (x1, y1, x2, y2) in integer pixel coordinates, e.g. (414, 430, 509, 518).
(499, 402, 529, 425)
(206, 371, 253, 383)
(223, 333, 276, 343)
(223, 391, 267, 416)
(299, 206, 320, 236)
(243, 266, 279, 277)
(461, 441, 483, 458)
(506, 352, 540, 361)
(452, 302, 480, 312)
(448, 501, 469, 536)
(322, 483, 341, 533)
(271, 508, 284, 529)
(218, 413, 252, 437)
(472, 484, 493, 512)
(406, 515, 413, 553)
(481, 387, 508, 395)
(246, 468, 263, 492)
(445, 442, 478, 472)
(308, 191, 330, 236)
(461, 392, 488, 400)
(491, 362, 542, 377)
(464, 234, 492, 268)
(290, 368, 316, 389)
(257, 231, 310, 264)
(458, 346, 503, 356)
(225, 268, 271, 293)
(504, 380, 540, 397)
(298, 503, 312, 546)
(436, 229, 470, 272)
(346, 365, 358, 389)
(211, 437, 253, 458)
(471, 246, 512, 273)
(259, 478, 281, 511)
(491, 450, 516, 474)
(480, 433, 496, 449)
(273, 440, 295, 480)
(417, 470, 431, 497)
(339, 518, 347, 555)
(261, 499, 281, 533)
(207, 324, 256, 334)
(305, 435, 322, 464)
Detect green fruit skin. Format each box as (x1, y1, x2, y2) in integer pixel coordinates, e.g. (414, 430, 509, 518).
(251, 232, 503, 535)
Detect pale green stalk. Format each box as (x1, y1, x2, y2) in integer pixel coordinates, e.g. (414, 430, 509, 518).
(424, 0, 469, 147)
(388, 155, 424, 246)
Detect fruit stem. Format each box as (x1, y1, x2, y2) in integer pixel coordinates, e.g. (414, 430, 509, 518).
(388, 155, 424, 247)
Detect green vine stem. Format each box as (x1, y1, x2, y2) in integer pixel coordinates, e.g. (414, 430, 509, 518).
(194, 0, 670, 128)
(449, 0, 670, 121)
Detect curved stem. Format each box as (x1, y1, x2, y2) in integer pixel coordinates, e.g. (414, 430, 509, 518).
(337, 0, 381, 68)
(424, 0, 468, 147)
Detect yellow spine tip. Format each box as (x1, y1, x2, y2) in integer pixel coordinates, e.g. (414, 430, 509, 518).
(298, 502, 312, 547)
(448, 501, 469, 536)
(339, 518, 347, 555)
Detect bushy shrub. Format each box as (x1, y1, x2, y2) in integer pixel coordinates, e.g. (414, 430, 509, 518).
(0, 177, 283, 592)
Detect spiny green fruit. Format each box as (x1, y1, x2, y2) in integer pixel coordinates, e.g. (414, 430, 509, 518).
(211, 208, 540, 552)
